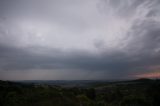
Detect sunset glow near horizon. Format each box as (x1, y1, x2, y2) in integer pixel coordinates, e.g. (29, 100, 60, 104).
(0, 0, 160, 80)
(135, 70, 160, 79)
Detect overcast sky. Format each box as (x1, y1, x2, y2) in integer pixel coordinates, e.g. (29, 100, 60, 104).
(0, 0, 160, 80)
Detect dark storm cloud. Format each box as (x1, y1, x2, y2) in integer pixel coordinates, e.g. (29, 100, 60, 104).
(0, 43, 159, 79)
(0, 0, 160, 80)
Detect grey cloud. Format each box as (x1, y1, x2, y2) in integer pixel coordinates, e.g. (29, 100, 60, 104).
(0, 43, 159, 79)
(0, 0, 160, 80)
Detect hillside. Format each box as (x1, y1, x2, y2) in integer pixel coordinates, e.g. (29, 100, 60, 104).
(0, 79, 160, 106)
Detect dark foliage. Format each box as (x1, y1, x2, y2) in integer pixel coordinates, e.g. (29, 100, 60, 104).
(0, 79, 160, 106)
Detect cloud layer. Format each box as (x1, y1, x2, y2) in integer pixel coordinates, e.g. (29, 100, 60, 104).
(0, 0, 160, 80)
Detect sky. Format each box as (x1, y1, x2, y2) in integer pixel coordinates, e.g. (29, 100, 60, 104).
(0, 0, 160, 80)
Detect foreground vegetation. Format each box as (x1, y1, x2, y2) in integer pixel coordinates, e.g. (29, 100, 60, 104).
(0, 79, 160, 106)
